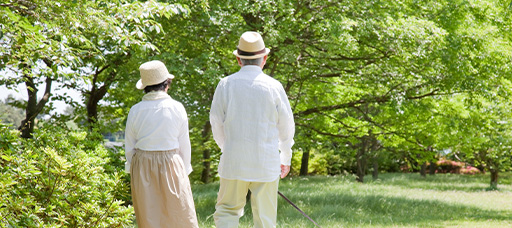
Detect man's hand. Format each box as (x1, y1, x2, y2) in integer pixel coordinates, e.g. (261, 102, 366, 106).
(280, 165, 290, 178)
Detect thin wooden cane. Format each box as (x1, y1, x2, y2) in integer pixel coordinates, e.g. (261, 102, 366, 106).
(278, 191, 322, 228)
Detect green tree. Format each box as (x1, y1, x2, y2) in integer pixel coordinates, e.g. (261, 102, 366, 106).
(452, 91, 512, 189)
(0, 0, 189, 136)
(1, 0, 105, 137)
(157, 0, 512, 182)
(70, 0, 188, 130)
(0, 0, 71, 138)
(3, 0, 512, 187)
(286, 0, 512, 181)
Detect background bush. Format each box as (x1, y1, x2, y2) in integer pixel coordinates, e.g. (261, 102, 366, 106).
(0, 123, 133, 227)
(436, 159, 465, 174)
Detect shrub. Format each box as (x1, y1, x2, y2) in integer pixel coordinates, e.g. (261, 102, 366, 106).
(434, 159, 481, 175)
(291, 148, 353, 176)
(460, 166, 481, 175)
(436, 159, 464, 173)
(0, 123, 133, 227)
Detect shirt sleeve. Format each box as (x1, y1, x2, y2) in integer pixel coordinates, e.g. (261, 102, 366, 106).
(210, 81, 226, 150)
(124, 110, 136, 174)
(276, 84, 295, 166)
(178, 105, 193, 175)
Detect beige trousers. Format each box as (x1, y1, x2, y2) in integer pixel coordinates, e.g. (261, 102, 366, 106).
(131, 149, 199, 228)
(214, 177, 279, 228)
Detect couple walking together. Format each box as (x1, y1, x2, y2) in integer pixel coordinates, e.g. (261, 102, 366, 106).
(124, 31, 295, 228)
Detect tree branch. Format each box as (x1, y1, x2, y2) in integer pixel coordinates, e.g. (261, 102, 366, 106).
(35, 76, 53, 113)
(296, 94, 389, 116)
(296, 86, 443, 117)
(296, 122, 351, 138)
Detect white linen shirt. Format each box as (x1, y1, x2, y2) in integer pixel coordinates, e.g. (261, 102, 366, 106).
(124, 91, 192, 175)
(210, 65, 295, 182)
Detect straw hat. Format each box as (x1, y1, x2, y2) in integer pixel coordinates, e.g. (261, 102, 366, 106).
(136, 60, 175, 90)
(233, 31, 270, 59)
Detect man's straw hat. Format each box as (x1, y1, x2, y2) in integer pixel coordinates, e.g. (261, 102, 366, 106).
(233, 31, 270, 59)
(136, 60, 174, 90)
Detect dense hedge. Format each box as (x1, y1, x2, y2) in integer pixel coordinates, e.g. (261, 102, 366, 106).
(0, 123, 133, 227)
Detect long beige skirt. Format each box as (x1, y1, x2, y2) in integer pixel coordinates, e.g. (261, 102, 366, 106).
(131, 149, 199, 228)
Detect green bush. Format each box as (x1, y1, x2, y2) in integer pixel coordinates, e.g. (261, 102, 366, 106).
(291, 148, 352, 176)
(0, 123, 133, 227)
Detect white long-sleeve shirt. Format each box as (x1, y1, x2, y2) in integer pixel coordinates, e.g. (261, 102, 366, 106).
(210, 65, 295, 182)
(124, 91, 193, 175)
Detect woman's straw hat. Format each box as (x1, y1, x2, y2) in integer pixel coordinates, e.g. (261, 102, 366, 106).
(136, 60, 175, 90)
(233, 31, 270, 59)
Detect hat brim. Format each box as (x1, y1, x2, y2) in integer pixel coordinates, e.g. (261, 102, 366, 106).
(233, 48, 270, 59)
(136, 73, 175, 90)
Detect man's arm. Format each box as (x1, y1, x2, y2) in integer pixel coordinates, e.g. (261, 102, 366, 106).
(210, 82, 226, 150)
(276, 84, 295, 171)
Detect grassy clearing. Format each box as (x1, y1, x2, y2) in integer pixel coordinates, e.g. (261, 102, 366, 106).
(192, 173, 512, 228)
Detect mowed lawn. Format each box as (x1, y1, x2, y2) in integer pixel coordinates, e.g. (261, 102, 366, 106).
(192, 173, 512, 228)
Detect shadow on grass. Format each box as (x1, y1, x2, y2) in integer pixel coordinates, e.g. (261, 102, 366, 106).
(290, 191, 510, 227)
(277, 175, 511, 227)
(192, 175, 512, 227)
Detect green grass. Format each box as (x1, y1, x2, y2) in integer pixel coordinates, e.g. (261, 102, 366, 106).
(192, 173, 512, 228)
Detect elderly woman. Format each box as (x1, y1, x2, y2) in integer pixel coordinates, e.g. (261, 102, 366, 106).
(124, 60, 198, 228)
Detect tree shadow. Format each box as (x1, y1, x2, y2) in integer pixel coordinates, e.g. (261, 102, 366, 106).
(285, 191, 511, 227)
(276, 175, 512, 227)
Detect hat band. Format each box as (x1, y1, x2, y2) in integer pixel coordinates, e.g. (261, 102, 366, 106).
(237, 48, 266, 56)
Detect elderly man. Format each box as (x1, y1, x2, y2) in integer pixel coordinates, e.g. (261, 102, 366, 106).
(125, 60, 199, 228)
(210, 31, 295, 228)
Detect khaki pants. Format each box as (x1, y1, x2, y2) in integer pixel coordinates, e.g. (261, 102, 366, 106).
(214, 177, 279, 228)
(131, 149, 199, 228)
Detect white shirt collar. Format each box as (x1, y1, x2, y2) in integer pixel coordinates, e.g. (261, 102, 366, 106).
(240, 65, 263, 72)
(142, 91, 170, 101)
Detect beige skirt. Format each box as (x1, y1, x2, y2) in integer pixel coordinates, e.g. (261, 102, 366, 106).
(131, 149, 199, 228)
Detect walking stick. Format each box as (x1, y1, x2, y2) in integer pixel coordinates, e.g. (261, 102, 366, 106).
(278, 191, 322, 228)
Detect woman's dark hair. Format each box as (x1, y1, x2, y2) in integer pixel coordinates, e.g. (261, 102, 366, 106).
(144, 78, 172, 93)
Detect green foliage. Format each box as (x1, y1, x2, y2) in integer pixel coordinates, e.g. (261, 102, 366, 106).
(0, 123, 133, 227)
(442, 88, 512, 187)
(2, 0, 512, 186)
(189, 131, 221, 183)
(290, 149, 329, 175)
(291, 148, 359, 176)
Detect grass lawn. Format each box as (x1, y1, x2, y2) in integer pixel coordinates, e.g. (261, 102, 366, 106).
(192, 173, 512, 228)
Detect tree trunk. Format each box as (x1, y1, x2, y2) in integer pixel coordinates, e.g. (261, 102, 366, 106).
(299, 150, 310, 176)
(19, 72, 52, 138)
(356, 139, 368, 183)
(370, 135, 380, 180)
(85, 62, 124, 128)
(420, 162, 427, 177)
(86, 70, 113, 128)
(372, 159, 379, 180)
(490, 169, 499, 189)
(429, 160, 437, 175)
(20, 76, 38, 138)
(200, 121, 212, 183)
(86, 97, 99, 126)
